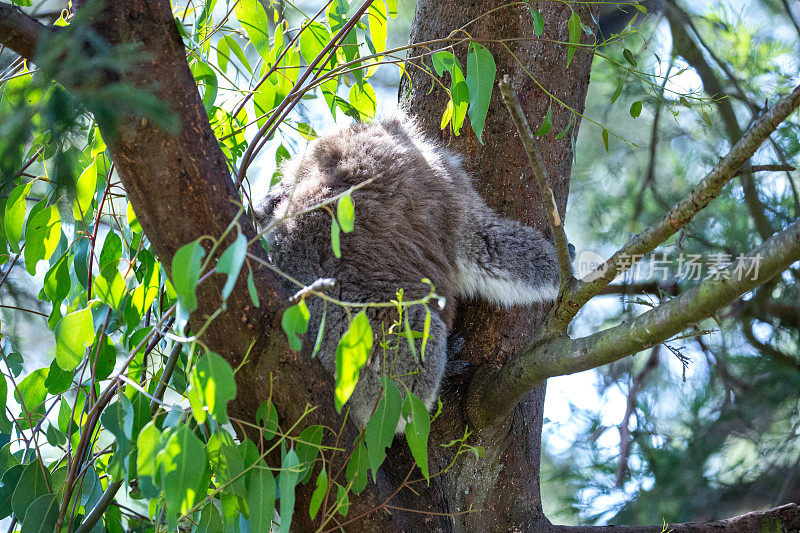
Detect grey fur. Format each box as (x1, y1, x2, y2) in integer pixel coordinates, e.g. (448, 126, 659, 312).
(254, 117, 562, 430)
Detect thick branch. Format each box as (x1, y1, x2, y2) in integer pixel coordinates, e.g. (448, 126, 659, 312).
(550, 82, 800, 330)
(468, 217, 800, 427)
(0, 2, 55, 60)
(498, 77, 574, 289)
(552, 502, 800, 532)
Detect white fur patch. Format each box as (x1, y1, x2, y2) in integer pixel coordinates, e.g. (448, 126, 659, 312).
(454, 260, 559, 307)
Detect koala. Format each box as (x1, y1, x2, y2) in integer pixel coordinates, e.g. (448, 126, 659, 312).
(254, 116, 563, 430)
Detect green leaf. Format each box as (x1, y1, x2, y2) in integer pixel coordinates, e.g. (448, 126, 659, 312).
(337, 195, 355, 233)
(256, 399, 280, 439)
(311, 303, 327, 359)
(24, 205, 61, 275)
(402, 390, 431, 481)
(331, 217, 342, 258)
(348, 81, 377, 120)
(136, 421, 163, 479)
(610, 79, 624, 104)
(126, 202, 142, 233)
(296, 425, 323, 482)
(20, 493, 58, 533)
(622, 48, 637, 67)
(15, 368, 47, 427)
(536, 106, 552, 136)
(530, 8, 544, 36)
(20, 494, 59, 533)
(4, 181, 33, 253)
(235, 0, 271, 60)
(100, 395, 134, 462)
(73, 156, 98, 220)
(43, 358, 72, 395)
(0, 372, 10, 433)
(188, 351, 237, 425)
(465, 42, 496, 144)
(247, 266, 260, 307)
(282, 300, 310, 351)
(11, 459, 51, 520)
(602, 127, 610, 153)
(279, 449, 300, 533)
(566, 10, 581, 67)
(309, 469, 327, 519)
(94, 262, 126, 311)
(248, 466, 276, 531)
(345, 441, 369, 494)
(99, 231, 122, 269)
(0, 464, 24, 519)
(336, 483, 349, 516)
(171, 239, 205, 314)
(55, 308, 95, 371)
(44, 254, 70, 304)
(217, 233, 247, 305)
(365, 378, 401, 480)
(299, 21, 332, 67)
(630, 100, 643, 118)
(432, 51, 469, 135)
(334, 310, 373, 411)
(368, 0, 388, 56)
(198, 503, 224, 533)
(206, 432, 246, 499)
(160, 424, 206, 516)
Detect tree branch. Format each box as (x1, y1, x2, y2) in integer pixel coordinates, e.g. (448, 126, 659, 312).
(498, 76, 574, 290)
(468, 217, 800, 428)
(0, 2, 55, 61)
(550, 82, 800, 331)
(551, 502, 800, 532)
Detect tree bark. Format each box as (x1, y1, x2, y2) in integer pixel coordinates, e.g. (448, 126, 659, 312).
(375, 1, 597, 531)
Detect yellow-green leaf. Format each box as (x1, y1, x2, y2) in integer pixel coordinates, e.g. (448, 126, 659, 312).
(335, 311, 373, 411)
(24, 205, 61, 275)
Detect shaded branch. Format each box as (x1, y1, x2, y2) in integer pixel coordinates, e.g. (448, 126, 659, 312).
(498, 76, 574, 290)
(468, 217, 800, 428)
(599, 281, 679, 297)
(551, 502, 800, 532)
(0, 2, 55, 61)
(734, 164, 795, 176)
(550, 82, 800, 331)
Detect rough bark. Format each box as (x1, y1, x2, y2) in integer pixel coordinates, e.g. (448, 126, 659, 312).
(384, 1, 597, 530)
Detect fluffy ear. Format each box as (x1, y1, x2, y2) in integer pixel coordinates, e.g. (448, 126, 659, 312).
(454, 215, 561, 307)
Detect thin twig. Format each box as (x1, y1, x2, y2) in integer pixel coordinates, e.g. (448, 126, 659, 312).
(498, 76, 573, 290)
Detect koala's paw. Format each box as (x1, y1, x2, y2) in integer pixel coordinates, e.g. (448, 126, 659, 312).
(447, 334, 466, 358)
(444, 358, 470, 380)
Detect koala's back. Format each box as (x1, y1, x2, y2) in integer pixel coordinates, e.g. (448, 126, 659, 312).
(267, 117, 479, 326)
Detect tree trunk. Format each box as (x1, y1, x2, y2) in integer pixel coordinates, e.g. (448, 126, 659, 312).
(358, 2, 597, 531)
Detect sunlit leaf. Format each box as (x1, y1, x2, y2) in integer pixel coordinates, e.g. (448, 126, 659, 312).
(337, 195, 355, 233)
(188, 351, 236, 425)
(55, 308, 95, 371)
(171, 239, 205, 314)
(73, 156, 98, 220)
(334, 310, 373, 411)
(24, 205, 61, 274)
(217, 232, 247, 305)
(235, 0, 271, 60)
(282, 300, 310, 351)
(160, 424, 206, 516)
